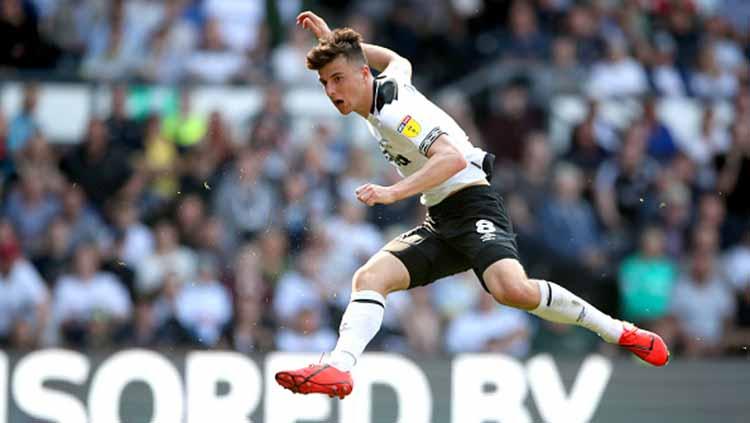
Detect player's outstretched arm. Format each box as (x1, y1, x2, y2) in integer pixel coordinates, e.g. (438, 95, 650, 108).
(296, 10, 412, 80)
(356, 135, 466, 206)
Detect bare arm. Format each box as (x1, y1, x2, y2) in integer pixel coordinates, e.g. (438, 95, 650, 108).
(356, 136, 467, 206)
(361, 43, 412, 79)
(296, 11, 412, 79)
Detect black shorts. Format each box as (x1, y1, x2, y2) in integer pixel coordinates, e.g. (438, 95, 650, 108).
(383, 184, 520, 292)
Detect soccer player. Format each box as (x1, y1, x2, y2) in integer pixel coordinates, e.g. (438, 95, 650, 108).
(275, 11, 669, 399)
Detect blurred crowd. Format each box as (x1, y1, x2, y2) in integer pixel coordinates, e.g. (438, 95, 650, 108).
(1, 0, 749, 360)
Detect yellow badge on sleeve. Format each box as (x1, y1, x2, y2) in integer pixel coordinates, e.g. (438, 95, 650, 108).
(397, 115, 421, 138)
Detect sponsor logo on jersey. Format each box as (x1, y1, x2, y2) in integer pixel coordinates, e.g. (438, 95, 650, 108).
(397, 115, 421, 138)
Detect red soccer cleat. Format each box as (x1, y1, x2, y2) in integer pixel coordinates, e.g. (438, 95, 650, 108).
(618, 323, 670, 366)
(275, 364, 354, 399)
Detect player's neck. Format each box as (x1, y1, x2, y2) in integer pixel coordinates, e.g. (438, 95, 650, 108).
(354, 75, 375, 118)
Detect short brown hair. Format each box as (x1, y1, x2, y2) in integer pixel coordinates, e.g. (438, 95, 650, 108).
(306, 28, 366, 70)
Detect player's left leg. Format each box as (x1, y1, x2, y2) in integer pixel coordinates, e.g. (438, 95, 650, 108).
(480, 258, 670, 366)
(275, 251, 409, 399)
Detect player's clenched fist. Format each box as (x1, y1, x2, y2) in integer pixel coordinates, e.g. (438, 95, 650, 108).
(355, 183, 397, 206)
(296, 11, 332, 40)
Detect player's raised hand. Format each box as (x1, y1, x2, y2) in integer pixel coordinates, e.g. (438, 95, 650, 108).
(355, 183, 397, 206)
(296, 11, 332, 40)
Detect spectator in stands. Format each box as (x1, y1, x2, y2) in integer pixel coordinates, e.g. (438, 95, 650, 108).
(336, 147, 372, 214)
(31, 217, 70, 288)
(664, 3, 701, 71)
(196, 216, 232, 276)
(214, 148, 275, 242)
(716, 120, 750, 222)
(16, 132, 65, 194)
(53, 242, 132, 348)
(272, 25, 321, 87)
(564, 106, 609, 178)
(656, 182, 692, 259)
(7, 84, 39, 154)
(538, 36, 588, 96)
(587, 37, 648, 99)
(671, 235, 735, 357)
(481, 77, 546, 163)
(81, 1, 140, 80)
(134, 0, 198, 83)
(497, 132, 553, 214)
(185, 18, 246, 83)
(648, 32, 688, 97)
(256, 227, 289, 288)
(275, 306, 337, 353)
(0, 0, 60, 69)
(228, 293, 274, 353)
(618, 226, 677, 332)
(720, 0, 750, 36)
(59, 183, 110, 251)
(679, 106, 731, 166)
(722, 227, 750, 347)
(0, 111, 9, 178)
(691, 42, 739, 100)
(105, 85, 143, 152)
(161, 90, 206, 151)
(435, 90, 485, 149)
(175, 254, 232, 347)
(295, 138, 338, 221)
(174, 193, 206, 249)
(273, 249, 329, 327)
(642, 96, 678, 161)
(136, 220, 196, 296)
(280, 173, 313, 252)
(0, 219, 49, 348)
(696, 192, 731, 248)
(118, 298, 160, 347)
(703, 16, 747, 78)
(108, 199, 154, 266)
(323, 199, 383, 301)
(498, 0, 549, 62)
(233, 243, 269, 302)
(60, 118, 132, 210)
(249, 85, 291, 160)
(445, 292, 532, 357)
(138, 25, 185, 84)
(140, 114, 179, 201)
(39, 0, 106, 66)
(538, 162, 606, 271)
(400, 287, 441, 355)
(202, 0, 266, 53)
(595, 123, 660, 232)
(3, 168, 61, 255)
(563, 3, 604, 65)
(203, 111, 234, 165)
(159, 0, 198, 56)
(178, 144, 223, 205)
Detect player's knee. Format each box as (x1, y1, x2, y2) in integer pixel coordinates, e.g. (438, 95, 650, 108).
(487, 276, 537, 309)
(352, 267, 389, 294)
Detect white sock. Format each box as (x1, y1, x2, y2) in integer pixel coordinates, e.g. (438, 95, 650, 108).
(326, 290, 385, 372)
(529, 280, 624, 343)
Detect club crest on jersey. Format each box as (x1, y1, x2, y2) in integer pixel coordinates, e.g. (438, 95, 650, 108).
(397, 115, 421, 138)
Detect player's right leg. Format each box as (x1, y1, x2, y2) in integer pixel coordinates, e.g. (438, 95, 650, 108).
(479, 258, 670, 366)
(274, 251, 410, 399)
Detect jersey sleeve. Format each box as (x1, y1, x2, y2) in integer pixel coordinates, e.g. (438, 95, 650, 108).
(380, 61, 412, 85)
(378, 95, 447, 157)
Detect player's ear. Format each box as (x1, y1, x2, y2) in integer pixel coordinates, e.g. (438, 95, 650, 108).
(360, 65, 370, 81)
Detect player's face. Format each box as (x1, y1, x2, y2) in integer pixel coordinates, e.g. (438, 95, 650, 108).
(318, 56, 368, 115)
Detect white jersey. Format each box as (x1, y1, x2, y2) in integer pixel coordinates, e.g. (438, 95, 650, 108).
(365, 71, 488, 206)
